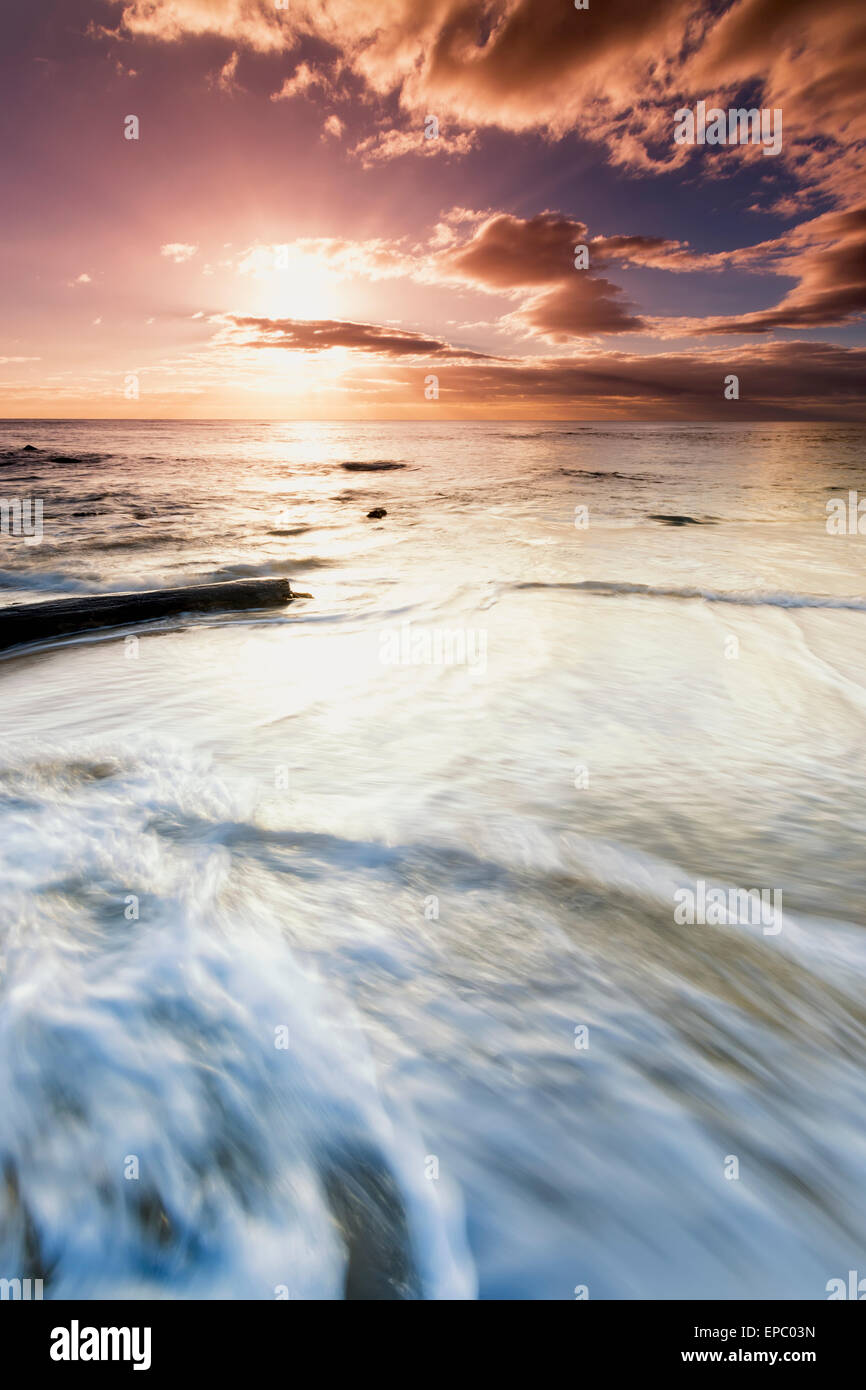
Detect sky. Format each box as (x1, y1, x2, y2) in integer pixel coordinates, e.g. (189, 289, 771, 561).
(1, 0, 865, 420)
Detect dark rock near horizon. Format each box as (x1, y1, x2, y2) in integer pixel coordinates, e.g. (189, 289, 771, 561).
(341, 462, 406, 472)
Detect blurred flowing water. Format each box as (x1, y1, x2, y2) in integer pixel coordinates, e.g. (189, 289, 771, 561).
(0, 419, 865, 1299)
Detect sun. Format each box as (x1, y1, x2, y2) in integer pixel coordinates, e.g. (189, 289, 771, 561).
(238, 243, 344, 321)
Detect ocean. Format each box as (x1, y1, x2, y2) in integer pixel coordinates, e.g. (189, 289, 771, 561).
(0, 418, 865, 1299)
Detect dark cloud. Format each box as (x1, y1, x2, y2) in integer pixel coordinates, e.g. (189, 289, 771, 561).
(441, 213, 584, 289)
(437, 205, 866, 339)
(91, 0, 698, 184)
(687, 0, 866, 143)
(437, 213, 643, 334)
(437, 213, 700, 337)
(342, 340, 866, 419)
(422, 0, 694, 130)
(99, 0, 866, 206)
(691, 206, 866, 333)
(512, 280, 645, 339)
(225, 314, 495, 358)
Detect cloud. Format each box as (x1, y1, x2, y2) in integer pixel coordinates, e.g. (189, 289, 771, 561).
(212, 309, 866, 417)
(106, 0, 292, 53)
(436, 206, 866, 338)
(440, 208, 796, 286)
(270, 61, 331, 102)
(680, 206, 866, 333)
(322, 114, 344, 140)
(510, 281, 645, 338)
(203, 206, 866, 345)
(441, 213, 583, 289)
(342, 340, 866, 419)
(210, 50, 242, 94)
(220, 313, 496, 359)
(102, 1, 866, 204)
(161, 243, 199, 263)
(686, 0, 866, 143)
(228, 237, 420, 283)
(106, 0, 691, 135)
(350, 127, 477, 167)
(436, 213, 697, 336)
(216, 218, 689, 340)
(72, 273, 91, 285)
(681, 0, 866, 204)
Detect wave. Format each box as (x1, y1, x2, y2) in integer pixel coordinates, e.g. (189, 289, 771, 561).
(0, 568, 103, 594)
(558, 469, 664, 482)
(0, 450, 111, 468)
(507, 580, 866, 611)
(0, 742, 476, 1299)
(71, 534, 195, 554)
(499, 427, 704, 441)
(201, 558, 332, 584)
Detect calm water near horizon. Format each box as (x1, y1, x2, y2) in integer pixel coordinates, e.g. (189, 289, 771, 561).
(1, 419, 865, 1298)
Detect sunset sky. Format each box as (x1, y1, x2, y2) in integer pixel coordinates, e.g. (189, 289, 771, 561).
(2, 0, 866, 419)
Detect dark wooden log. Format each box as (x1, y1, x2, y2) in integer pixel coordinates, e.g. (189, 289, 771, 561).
(0, 577, 299, 653)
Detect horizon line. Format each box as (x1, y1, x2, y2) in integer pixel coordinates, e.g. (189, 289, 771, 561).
(2, 417, 864, 426)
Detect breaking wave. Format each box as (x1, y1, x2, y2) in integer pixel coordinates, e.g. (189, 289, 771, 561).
(507, 580, 866, 611)
(0, 742, 476, 1299)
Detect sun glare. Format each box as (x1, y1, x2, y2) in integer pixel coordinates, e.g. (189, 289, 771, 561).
(240, 244, 345, 321)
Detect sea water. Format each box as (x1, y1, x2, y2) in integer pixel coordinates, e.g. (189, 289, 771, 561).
(0, 419, 864, 1299)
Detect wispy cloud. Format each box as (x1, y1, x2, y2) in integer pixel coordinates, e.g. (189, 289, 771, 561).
(219, 313, 497, 360)
(210, 50, 242, 95)
(161, 243, 199, 264)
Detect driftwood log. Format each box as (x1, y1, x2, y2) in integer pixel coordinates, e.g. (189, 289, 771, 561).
(0, 577, 301, 654)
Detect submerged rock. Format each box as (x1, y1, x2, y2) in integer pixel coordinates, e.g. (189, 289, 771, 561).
(342, 462, 406, 472)
(0, 577, 301, 654)
(321, 1143, 421, 1300)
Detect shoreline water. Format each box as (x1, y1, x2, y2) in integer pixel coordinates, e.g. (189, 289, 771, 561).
(1, 419, 865, 1298)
